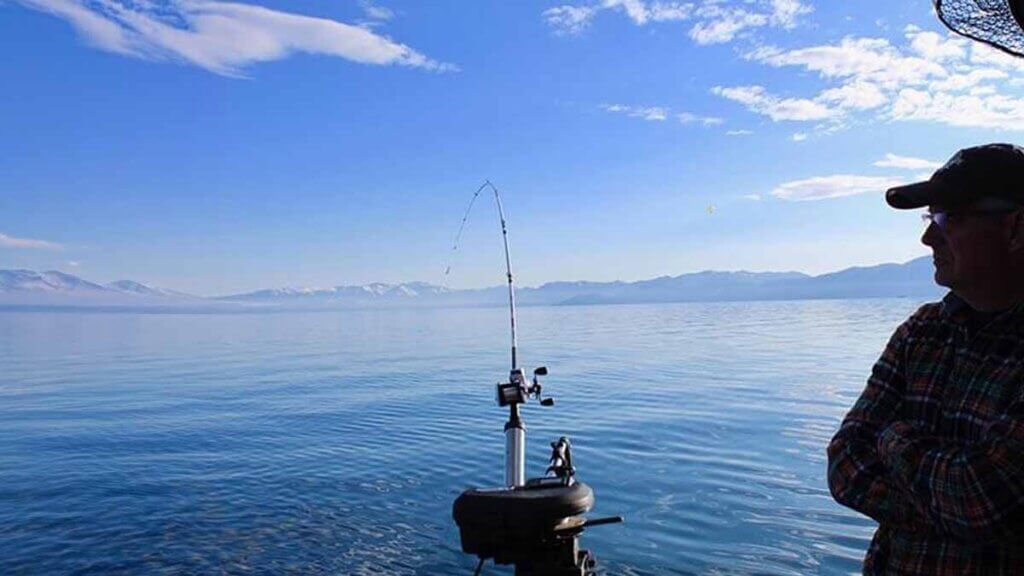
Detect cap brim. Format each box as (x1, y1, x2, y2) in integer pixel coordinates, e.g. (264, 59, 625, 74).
(886, 179, 964, 210)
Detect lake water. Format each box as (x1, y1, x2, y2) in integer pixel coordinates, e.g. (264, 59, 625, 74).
(0, 299, 928, 575)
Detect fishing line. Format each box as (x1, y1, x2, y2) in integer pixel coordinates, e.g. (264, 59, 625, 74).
(443, 180, 519, 370)
(443, 182, 488, 286)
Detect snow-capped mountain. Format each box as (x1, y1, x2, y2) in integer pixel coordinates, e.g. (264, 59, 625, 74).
(0, 270, 108, 293)
(105, 280, 196, 299)
(0, 270, 198, 306)
(0, 257, 944, 309)
(220, 282, 452, 303)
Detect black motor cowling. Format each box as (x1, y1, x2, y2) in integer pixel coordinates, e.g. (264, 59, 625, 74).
(452, 480, 594, 566)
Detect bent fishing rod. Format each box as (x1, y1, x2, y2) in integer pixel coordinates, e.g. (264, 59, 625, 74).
(447, 179, 531, 486)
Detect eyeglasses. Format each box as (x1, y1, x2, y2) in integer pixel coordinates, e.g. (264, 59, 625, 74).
(921, 208, 1020, 231)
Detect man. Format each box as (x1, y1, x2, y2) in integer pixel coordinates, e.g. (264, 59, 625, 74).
(827, 143, 1024, 575)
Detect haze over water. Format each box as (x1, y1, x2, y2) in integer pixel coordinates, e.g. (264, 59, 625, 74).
(0, 299, 924, 574)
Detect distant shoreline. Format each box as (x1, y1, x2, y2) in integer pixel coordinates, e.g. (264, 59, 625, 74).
(0, 294, 943, 315)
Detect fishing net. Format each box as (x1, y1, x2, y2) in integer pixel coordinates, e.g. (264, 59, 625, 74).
(935, 0, 1024, 57)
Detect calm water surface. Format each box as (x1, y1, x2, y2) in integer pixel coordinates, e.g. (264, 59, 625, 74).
(0, 299, 928, 575)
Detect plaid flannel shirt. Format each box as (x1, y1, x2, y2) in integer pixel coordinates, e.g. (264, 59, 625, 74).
(828, 293, 1024, 575)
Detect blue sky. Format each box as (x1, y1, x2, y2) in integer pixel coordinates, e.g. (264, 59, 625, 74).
(3, 0, 1024, 295)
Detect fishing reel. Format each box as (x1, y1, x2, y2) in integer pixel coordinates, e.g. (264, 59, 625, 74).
(497, 366, 553, 408)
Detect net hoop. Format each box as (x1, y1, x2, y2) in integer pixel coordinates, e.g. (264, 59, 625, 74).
(935, 0, 1024, 57)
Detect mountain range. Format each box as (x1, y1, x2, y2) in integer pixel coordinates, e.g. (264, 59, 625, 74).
(0, 257, 945, 310)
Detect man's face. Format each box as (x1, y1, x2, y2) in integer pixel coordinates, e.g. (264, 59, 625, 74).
(921, 204, 1017, 292)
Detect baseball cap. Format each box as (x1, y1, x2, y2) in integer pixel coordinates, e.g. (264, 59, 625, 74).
(886, 143, 1024, 210)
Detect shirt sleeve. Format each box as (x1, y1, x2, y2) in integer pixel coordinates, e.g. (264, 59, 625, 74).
(827, 312, 932, 531)
(878, 402, 1024, 542)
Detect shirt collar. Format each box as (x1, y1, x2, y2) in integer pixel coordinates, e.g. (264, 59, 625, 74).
(940, 291, 1024, 331)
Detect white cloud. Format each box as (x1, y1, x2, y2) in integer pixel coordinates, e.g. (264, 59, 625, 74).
(0, 232, 62, 250)
(769, 0, 812, 29)
(543, 0, 693, 34)
(543, 4, 600, 35)
(712, 85, 838, 121)
(726, 129, 754, 136)
(905, 27, 965, 62)
(725, 27, 1024, 132)
(16, 0, 135, 55)
(66, 260, 81, 268)
(544, 0, 806, 42)
(608, 0, 695, 25)
(689, 7, 766, 45)
(873, 153, 941, 170)
(771, 175, 904, 202)
(742, 193, 762, 200)
(636, 107, 668, 120)
(969, 42, 1024, 72)
(360, 1, 395, 22)
(605, 0, 652, 25)
(602, 103, 721, 125)
(603, 103, 668, 120)
(891, 88, 1024, 131)
(15, 0, 454, 77)
(747, 37, 947, 90)
(817, 81, 887, 110)
(646, 1, 696, 22)
(677, 111, 723, 125)
(928, 69, 1008, 92)
(792, 132, 808, 141)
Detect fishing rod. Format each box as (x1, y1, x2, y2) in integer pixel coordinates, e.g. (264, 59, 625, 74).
(490, 179, 529, 488)
(445, 180, 517, 369)
(492, 181, 519, 372)
(449, 181, 622, 576)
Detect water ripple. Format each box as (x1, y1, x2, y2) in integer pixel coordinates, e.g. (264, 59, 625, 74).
(0, 299, 923, 574)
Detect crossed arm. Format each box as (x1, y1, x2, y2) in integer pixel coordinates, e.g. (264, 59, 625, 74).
(826, 316, 1024, 542)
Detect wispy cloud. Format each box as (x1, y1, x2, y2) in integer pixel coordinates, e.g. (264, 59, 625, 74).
(689, 5, 767, 45)
(602, 103, 669, 121)
(715, 26, 1024, 132)
(768, 0, 812, 29)
(601, 103, 721, 125)
(771, 175, 905, 202)
(13, 0, 454, 77)
(712, 86, 837, 121)
(0, 232, 63, 250)
(543, 4, 601, 35)
(726, 129, 753, 136)
(873, 153, 941, 170)
(543, 0, 811, 43)
(360, 0, 395, 22)
(677, 111, 724, 125)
